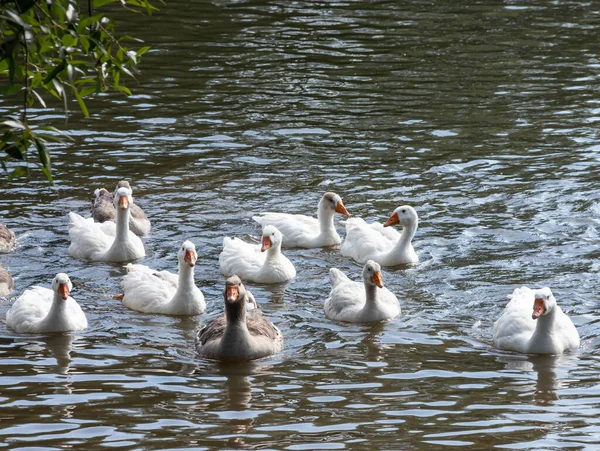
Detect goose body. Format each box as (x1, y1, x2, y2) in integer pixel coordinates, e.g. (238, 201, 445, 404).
(121, 240, 205, 315)
(6, 273, 87, 333)
(252, 192, 350, 248)
(196, 275, 283, 361)
(219, 226, 296, 283)
(0, 223, 16, 253)
(69, 187, 145, 262)
(0, 263, 14, 296)
(325, 261, 400, 323)
(493, 287, 580, 355)
(92, 181, 150, 236)
(341, 205, 418, 266)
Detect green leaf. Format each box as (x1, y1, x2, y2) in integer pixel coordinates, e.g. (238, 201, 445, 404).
(137, 46, 151, 57)
(41, 166, 54, 184)
(93, 0, 118, 7)
(43, 60, 67, 84)
(8, 166, 28, 180)
(80, 86, 97, 97)
(34, 137, 50, 168)
(115, 85, 132, 96)
(74, 88, 90, 117)
(3, 144, 24, 160)
(62, 34, 77, 48)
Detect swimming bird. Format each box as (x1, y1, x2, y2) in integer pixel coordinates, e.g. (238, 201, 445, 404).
(69, 186, 145, 262)
(341, 205, 418, 266)
(92, 180, 150, 236)
(0, 263, 14, 296)
(219, 225, 296, 283)
(253, 192, 350, 248)
(492, 287, 580, 354)
(325, 260, 400, 322)
(6, 273, 88, 333)
(195, 275, 283, 361)
(120, 240, 206, 315)
(0, 223, 16, 253)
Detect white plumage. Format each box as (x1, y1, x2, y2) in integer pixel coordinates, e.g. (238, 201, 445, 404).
(219, 225, 296, 283)
(6, 273, 88, 333)
(492, 287, 580, 354)
(341, 205, 419, 266)
(68, 186, 145, 262)
(252, 192, 350, 248)
(121, 240, 206, 315)
(325, 260, 400, 323)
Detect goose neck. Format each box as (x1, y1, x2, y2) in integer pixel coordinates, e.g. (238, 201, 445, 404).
(394, 221, 417, 250)
(114, 206, 130, 243)
(364, 283, 379, 307)
(317, 208, 335, 234)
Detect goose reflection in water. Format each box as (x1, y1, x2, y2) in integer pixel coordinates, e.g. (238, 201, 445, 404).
(42, 334, 78, 418)
(497, 354, 577, 406)
(42, 333, 76, 375)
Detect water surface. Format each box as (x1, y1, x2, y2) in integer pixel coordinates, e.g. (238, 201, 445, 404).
(1, 0, 600, 449)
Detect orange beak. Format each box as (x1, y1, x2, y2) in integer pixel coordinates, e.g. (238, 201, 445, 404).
(226, 285, 239, 303)
(118, 195, 130, 210)
(371, 271, 384, 288)
(335, 201, 350, 218)
(532, 298, 546, 320)
(384, 211, 400, 227)
(261, 236, 272, 252)
(184, 249, 197, 267)
(58, 283, 70, 300)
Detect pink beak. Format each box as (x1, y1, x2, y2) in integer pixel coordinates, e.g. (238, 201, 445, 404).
(532, 298, 546, 320)
(184, 249, 197, 267)
(58, 283, 70, 300)
(261, 236, 272, 252)
(118, 195, 130, 210)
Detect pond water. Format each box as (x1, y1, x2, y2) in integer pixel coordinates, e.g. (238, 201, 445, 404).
(1, 0, 600, 449)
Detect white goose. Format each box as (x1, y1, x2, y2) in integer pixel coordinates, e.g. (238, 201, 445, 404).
(252, 192, 350, 248)
(6, 273, 88, 333)
(195, 275, 283, 361)
(341, 205, 418, 266)
(92, 180, 151, 236)
(120, 240, 206, 315)
(325, 260, 400, 323)
(493, 287, 580, 355)
(68, 186, 145, 262)
(219, 225, 296, 284)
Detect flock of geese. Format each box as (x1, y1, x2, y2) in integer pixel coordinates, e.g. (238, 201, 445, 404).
(0, 182, 581, 360)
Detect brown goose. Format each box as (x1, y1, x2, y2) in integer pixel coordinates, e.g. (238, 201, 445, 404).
(92, 181, 150, 236)
(195, 276, 283, 361)
(0, 263, 14, 296)
(0, 223, 16, 253)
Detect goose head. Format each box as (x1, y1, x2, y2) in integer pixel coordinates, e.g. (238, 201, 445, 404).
(532, 287, 556, 320)
(115, 180, 132, 192)
(114, 187, 133, 210)
(94, 188, 111, 200)
(363, 260, 384, 288)
(224, 275, 247, 304)
(384, 205, 418, 229)
(52, 273, 73, 300)
(178, 240, 198, 267)
(261, 225, 283, 252)
(224, 275, 250, 322)
(319, 192, 350, 218)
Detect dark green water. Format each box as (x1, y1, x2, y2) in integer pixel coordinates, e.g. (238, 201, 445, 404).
(1, 1, 600, 449)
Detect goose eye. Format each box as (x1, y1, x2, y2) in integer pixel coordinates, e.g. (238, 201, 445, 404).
(401, 209, 406, 213)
